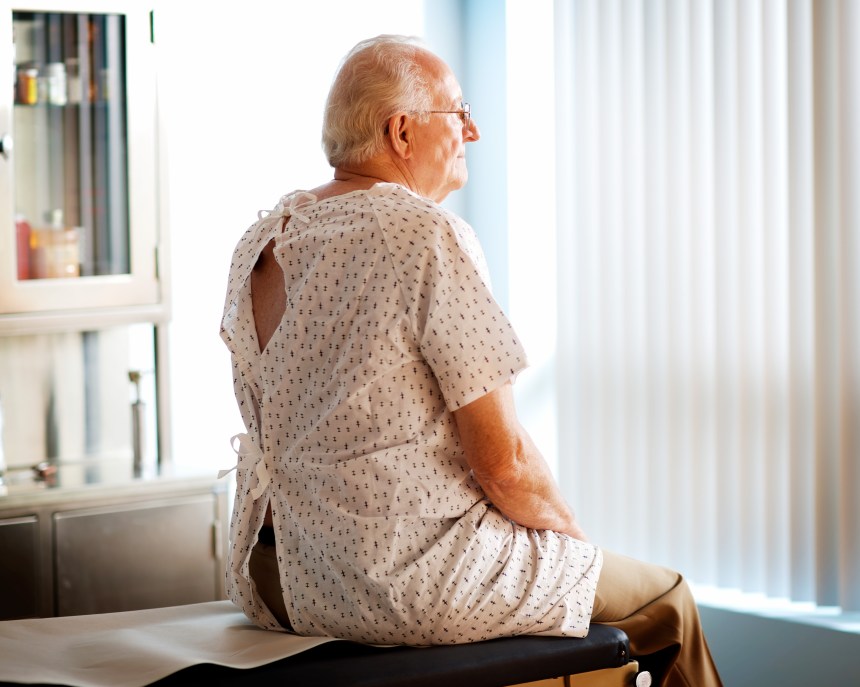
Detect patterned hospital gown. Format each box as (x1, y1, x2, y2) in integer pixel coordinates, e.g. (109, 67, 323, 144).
(220, 182, 602, 645)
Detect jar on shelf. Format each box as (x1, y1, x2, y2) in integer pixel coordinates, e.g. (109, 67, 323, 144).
(29, 211, 81, 280)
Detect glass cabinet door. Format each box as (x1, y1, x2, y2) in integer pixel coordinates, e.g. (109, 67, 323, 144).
(0, 3, 160, 317)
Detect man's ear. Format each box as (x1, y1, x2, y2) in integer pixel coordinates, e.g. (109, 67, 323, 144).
(387, 114, 413, 160)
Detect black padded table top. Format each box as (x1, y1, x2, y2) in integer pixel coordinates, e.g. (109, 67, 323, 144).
(151, 624, 630, 687)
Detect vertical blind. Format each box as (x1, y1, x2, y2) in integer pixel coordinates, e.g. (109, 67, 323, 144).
(554, 0, 859, 611)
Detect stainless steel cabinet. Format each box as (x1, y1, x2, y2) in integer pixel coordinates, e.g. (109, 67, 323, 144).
(0, 515, 40, 619)
(0, 477, 227, 620)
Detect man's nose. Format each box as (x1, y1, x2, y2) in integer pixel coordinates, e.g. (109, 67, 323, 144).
(465, 117, 480, 142)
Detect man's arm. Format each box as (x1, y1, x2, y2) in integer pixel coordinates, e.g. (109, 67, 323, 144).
(452, 382, 589, 541)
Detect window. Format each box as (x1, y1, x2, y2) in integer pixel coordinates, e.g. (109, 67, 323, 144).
(554, 0, 860, 612)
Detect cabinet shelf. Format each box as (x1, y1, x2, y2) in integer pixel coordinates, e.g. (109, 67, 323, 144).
(13, 102, 115, 110)
(0, 302, 168, 336)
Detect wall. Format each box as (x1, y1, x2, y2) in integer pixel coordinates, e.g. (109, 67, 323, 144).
(155, 1, 424, 474)
(699, 603, 860, 685)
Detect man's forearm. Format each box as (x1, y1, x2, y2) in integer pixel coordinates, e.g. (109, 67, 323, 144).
(453, 382, 589, 542)
(473, 432, 589, 541)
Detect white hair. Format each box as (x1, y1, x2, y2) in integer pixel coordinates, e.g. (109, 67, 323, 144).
(322, 35, 434, 168)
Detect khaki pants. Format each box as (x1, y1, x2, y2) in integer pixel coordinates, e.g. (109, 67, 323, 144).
(249, 537, 293, 630)
(592, 550, 723, 687)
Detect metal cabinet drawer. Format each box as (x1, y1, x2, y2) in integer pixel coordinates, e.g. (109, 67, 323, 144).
(0, 515, 40, 620)
(53, 495, 219, 616)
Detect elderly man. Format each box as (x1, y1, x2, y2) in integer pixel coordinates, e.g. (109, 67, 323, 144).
(220, 35, 722, 687)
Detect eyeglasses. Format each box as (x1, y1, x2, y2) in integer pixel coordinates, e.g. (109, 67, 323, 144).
(424, 101, 471, 124)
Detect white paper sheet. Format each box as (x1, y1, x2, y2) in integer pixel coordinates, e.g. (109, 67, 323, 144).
(0, 601, 339, 687)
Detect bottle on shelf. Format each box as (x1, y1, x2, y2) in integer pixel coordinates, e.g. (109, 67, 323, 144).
(44, 62, 68, 106)
(65, 57, 82, 104)
(15, 214, 32, 280)
(15, 64, 39, 105)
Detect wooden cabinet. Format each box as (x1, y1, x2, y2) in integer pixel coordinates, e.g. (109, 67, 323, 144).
(0, 0, 172, 483)
(0, 475, 227, 620)
(0, 1, 174, 505)
(0, 1, 163, 320)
